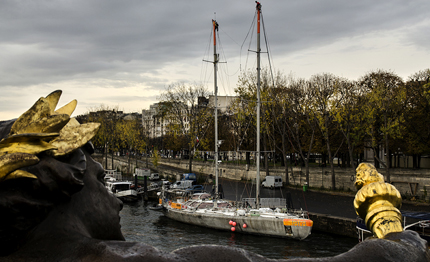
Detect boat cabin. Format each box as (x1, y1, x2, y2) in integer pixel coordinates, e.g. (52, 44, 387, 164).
(106, 181, 132, 193)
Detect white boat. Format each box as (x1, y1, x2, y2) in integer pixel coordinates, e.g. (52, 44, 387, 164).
(105, 180, 138, 202)
(148, 203, 164, 211)
(161, 191, 312, 239)
(160, 4, 313, 240)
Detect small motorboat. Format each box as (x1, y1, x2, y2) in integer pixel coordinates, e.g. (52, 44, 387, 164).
(149, 204, 163, 211)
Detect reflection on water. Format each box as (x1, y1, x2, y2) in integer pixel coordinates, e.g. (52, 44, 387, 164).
(120, 200, 357, 259)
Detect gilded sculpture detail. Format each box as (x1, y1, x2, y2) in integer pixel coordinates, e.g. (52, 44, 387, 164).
(354, 163, 403, 238)
(0, 90, 100, 182)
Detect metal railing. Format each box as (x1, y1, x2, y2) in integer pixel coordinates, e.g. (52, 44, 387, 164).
(242, 198, 286, 208)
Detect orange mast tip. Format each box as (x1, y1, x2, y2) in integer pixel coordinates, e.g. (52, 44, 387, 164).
(212, 20, 218, 46)
(256, 1, 261, 10)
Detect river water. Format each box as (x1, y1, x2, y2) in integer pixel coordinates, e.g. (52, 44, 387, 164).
(120, 199, 358, 260)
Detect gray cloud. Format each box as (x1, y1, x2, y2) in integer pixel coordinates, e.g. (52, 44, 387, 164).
(0, 0, 429, 117)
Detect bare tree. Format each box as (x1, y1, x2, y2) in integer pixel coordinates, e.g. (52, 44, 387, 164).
(285, 78, 318, 186)
(266, 72, 295, 184)
(235, 69, 275, 175)
(159, 82, 211, 173)
(332, 80, 366, 169)
(308, 73, 346, 189)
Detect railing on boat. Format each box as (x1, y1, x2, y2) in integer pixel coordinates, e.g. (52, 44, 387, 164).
(104, 169, 122, 181)
(242, 198, 287, 209)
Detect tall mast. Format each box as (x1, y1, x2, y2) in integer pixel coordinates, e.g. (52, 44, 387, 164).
(255, 1, 261, 207)
(212, 19, 219, 201)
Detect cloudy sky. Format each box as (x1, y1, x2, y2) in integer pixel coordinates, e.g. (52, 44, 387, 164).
(1, 0, 429, 119)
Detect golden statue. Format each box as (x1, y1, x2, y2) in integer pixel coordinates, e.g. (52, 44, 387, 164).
(0, 90, 100, 183)
(354, 163, 403, 238)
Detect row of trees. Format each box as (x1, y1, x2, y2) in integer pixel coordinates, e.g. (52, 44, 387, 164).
(77, 106, 146, 173)
(79, 68, 429, 188)
(156, 68, 430, 189)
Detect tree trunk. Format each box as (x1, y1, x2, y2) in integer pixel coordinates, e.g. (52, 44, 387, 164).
(111, 151, 114, 170)
(374, 147, 380, 168)
(127, 151, 131, 175)
(111, 150, 115, 170)
(188, 146, 193, 173)
(385, 132, 391, 183)
(304, 158, 310, 186)
(321, 153, 327, 167)
(326, 141, 335, 190)
(104, 145, 108, 169)
(324, 117, 335, 190)
(145, 147, 149, 168)
(135, 151, 138, 169)
(346, 135, 355, 168)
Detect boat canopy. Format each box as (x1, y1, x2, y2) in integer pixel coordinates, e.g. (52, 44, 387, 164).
(401, 211, 430, 221)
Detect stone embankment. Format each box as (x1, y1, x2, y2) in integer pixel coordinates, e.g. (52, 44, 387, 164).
(156, 158, 430, 200)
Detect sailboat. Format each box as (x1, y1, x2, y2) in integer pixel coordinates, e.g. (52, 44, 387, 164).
(159, 3, 313, 240)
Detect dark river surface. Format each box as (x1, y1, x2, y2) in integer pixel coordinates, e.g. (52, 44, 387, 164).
(119, 199, 358, 260)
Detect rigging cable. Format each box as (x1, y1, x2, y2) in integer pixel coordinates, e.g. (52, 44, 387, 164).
(240, 11, 257, 73)
(260, 11, 276, 88)
(217, 30, 242, 97)
(219, 26, 241, 79)
(216, 30, 230, 96)
(260, 10, 278, 162)
(200, 27, 214, 88)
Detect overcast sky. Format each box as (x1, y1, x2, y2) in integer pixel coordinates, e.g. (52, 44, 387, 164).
(1, 0, 429, 119)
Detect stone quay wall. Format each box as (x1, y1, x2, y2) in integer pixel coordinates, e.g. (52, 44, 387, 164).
(157, 159, 430, 201)
(96, 155, 430, 201)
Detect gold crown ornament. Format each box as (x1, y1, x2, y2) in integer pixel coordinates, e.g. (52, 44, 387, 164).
(353, 163, 403, 238)
(0, 90, 100, 182)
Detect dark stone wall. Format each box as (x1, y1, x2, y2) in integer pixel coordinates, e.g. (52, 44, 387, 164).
(308, 213, 357, 238)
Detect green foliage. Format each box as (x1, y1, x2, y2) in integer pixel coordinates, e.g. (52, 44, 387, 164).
(152, 148, 160, 167)
(358, 70, 405, 170)
(401, 69, 430, 156)
(83, 67, 430, 171)
(117, 117, 146, 154)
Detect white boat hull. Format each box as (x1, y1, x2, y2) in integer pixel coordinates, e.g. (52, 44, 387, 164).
(115, 189, 138, 202)
(164, 206, 312, 240)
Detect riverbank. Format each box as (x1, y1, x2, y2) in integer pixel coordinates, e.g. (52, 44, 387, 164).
(96, 155, 430, 239)
(98, 154, 430, 201)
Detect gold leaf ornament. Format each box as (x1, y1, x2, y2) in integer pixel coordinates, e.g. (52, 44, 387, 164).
(0, 90, 99, 182)
(0, 153, 39, 182)
(9, 90, 76, 136)
(353, 163, 403, 238)
(55, 99, 78, 116)
(0, 136, 57, 156)
(49, 120, 100, 157)
(9, 97, 52, 135)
